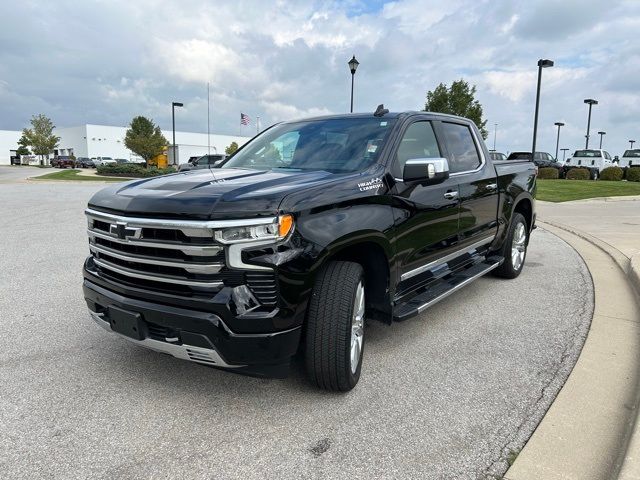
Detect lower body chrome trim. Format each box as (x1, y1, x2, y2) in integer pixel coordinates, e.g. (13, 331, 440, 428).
(89, 311, 244, 368)
(400, 235, 495, 282)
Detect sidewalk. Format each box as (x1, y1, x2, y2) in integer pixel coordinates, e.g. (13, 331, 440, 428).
(506, 198, 640, 479)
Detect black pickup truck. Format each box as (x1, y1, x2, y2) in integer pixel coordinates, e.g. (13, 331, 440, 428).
(83, 108, 536, 391)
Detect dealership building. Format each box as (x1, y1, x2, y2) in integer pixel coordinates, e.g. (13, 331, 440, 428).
(0, 124, 250, 165)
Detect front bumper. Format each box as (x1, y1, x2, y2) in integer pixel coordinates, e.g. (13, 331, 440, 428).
(84, 280, 302, 378)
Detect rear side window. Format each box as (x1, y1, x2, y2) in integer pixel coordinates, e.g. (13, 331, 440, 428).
(392, 121, 440, 178)
(441, 122, 482, 173)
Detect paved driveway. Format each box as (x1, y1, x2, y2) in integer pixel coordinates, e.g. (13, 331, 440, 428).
(0, 179, 593, 479)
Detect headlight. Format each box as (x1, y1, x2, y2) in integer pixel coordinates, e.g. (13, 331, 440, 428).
(214, 214, 294, 244)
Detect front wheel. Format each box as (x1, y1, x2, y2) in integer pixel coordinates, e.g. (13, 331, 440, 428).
(493, 212, 528, 279)
(305, 261, 365, 391)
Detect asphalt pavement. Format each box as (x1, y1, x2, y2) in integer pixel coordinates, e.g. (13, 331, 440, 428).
(0, 169, 594, 479)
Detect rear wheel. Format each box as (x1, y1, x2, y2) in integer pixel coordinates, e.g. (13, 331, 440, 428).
(493, 212, 528, 279)
(305, 261, 365, 391)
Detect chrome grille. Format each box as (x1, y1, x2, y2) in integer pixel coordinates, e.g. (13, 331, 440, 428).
(85, 209, 280, 304)
(86, 209, 228, 292)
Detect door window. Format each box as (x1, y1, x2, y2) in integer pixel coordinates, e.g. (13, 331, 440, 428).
(441, 122, 482, 173)
(392, 121, 440, 178)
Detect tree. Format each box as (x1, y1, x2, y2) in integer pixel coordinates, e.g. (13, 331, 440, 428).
(225, 141, 239, 155)
(124, 116, 168, 163)
(16, 135, 31, 156)
(21, 114, 59, 165)
(423, 79, 488, 139)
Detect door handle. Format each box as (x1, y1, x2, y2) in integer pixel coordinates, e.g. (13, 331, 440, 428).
(443, 191, 459, 200)
(486, 183, 498, 191)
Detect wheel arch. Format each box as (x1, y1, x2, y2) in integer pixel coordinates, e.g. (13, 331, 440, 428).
(316, 232, 394, 324)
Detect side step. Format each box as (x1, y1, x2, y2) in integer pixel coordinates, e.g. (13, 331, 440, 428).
(393, 258, 503, 322)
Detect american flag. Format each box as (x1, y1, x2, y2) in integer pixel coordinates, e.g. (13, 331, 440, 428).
(240, 113, 250, 125)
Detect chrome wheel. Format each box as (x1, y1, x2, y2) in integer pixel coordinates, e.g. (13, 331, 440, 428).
(350, 281, 365, 374)
(511, 222, 527, 271)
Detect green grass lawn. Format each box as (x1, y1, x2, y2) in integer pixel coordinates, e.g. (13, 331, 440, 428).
(31, 169, 128, 182)
(537, 179, 640, 202)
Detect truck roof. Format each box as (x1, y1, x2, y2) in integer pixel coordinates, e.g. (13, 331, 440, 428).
(282, 111, 473, 124)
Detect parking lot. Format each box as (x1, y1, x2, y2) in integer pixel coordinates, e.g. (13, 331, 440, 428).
(0, 168, 594, 479)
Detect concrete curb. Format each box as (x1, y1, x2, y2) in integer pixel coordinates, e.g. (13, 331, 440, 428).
(505, 222, 640, 480)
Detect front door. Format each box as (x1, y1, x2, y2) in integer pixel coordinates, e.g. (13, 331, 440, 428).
(389, 120, 460, 296)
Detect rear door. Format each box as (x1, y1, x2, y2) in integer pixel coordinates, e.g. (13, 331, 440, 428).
(389, 119, 460, 294)
(437, 120, 499, 248)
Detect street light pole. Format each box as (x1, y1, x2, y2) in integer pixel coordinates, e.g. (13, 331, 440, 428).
(561, 148, 569, 162)
(583, 99, 598, 148)
(172, 101, 183, 164)
(631, 140, 636, 149)
(493, 123, 497, 150)
(597, 131, 606, 149)
(554, 122, 564, 160)
(532, 59, 554, 158)
(348, 55, 359, 113)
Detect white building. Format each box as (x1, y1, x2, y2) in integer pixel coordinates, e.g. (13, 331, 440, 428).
(0, 124, 251, 165)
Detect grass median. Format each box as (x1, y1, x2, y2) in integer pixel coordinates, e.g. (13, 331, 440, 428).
(31, 169, 129, 182)
(538, 179, 640, 202)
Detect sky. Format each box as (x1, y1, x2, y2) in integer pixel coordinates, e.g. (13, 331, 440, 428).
(1, 0, 639, 156)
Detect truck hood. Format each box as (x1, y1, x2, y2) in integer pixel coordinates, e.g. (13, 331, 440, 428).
(87, 168, 339, 219)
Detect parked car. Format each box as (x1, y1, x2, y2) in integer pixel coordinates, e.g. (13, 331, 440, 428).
(52, 155, 76, 168)
(507, 151, 561, 169)
(114, 158, 130, 164)
(178, 154, 227, 171)
(76, 157, 95, 168)
(619, 149, 640, 170)
(564, 149, 615, 180)
(83, 109, 536, 391)
(489, 151, 507, 161)
(93, 157, 117, 166)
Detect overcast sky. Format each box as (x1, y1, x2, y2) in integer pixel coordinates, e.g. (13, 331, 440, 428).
(1, 0, 639, 155)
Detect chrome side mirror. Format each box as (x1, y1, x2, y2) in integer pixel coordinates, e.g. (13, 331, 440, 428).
(403, 157, 450, 185)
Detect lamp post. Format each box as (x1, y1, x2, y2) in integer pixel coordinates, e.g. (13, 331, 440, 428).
(631, 140, 636, 149)
(583, 99, 598, 148)
(493, 123, 498, 150)
(597, 131, 606, 149)
(348, 55, 359, 113)
(172, 101, 183, 164)
(554, 122, 564, 160)
(531, 59, 554, 158)
(561, 148, 570, 162)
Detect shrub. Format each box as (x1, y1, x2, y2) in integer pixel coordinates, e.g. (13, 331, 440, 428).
(627, 167, 640, 182)
(537, 167, 559, 179)
(599, 166, 624, 181)
(566, 168, 591, 180)
(96, 164, 176, 178)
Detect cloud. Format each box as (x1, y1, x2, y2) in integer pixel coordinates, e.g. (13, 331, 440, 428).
(0, 0, 639, 156)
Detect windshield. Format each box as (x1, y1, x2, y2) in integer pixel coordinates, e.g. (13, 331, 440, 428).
(223, 117, 397, 173)
(573, 150, 601, 157)
(623, 150, 640, 157)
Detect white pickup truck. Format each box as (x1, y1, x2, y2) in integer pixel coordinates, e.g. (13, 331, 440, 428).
(564, 149, 615, 180)
(619, 149, 640, 169)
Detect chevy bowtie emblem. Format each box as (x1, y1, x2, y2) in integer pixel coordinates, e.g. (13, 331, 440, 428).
(109, 222, 142, 240)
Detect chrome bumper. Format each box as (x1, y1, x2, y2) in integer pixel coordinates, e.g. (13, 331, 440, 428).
(89, 311, 244, 368)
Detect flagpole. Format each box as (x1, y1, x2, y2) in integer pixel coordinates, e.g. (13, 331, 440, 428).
(256, 116, 260, 135)
(207, 82, 210, 155)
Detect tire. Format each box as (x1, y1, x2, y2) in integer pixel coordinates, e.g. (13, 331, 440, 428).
(305, 261, 365, 391)
(493, 212, 528, 279)
(592, 169, 599, 181)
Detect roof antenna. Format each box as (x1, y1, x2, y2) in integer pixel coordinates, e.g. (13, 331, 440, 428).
(374, 104, 389, 117)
